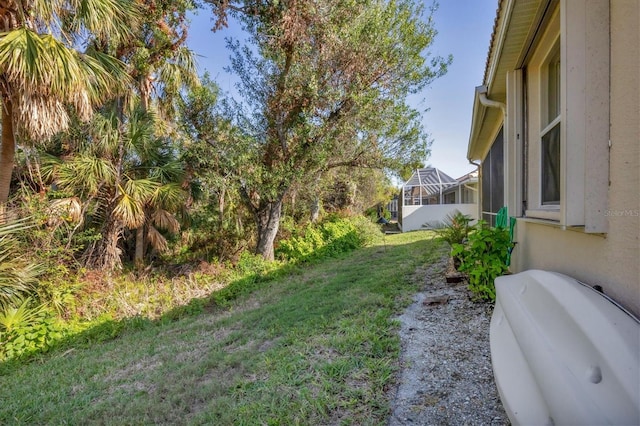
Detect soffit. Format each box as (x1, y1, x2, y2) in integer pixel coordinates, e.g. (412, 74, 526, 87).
(468, 0, 548, 161)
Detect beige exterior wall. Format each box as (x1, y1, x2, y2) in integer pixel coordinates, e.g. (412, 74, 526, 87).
(511, 1, 640, 317)
(512, 220, 639, 316)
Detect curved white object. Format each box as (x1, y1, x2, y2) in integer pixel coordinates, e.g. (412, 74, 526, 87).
(490, 270, 640, 425)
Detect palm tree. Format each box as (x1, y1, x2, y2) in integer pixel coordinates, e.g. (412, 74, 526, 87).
(111, 0, 198, 265)
(47, 103, 188, 270)
(0, 0, 139, 216)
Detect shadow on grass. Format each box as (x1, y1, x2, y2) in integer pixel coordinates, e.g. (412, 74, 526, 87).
(0, 230, 438, 375)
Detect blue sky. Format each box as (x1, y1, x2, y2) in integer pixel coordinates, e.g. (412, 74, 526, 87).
(186, 0, 498, 180)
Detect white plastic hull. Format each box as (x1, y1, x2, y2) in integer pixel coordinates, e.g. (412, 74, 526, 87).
(490, 270, 639, 425)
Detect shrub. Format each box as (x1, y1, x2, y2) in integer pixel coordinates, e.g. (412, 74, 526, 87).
(452, 221, 513, 301)
(276, 215, 382, 262)
(234, 251, 280, 277)
(0, 219, 43, 308)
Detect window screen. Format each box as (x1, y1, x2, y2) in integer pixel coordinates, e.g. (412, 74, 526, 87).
(481, 128, 504, 226)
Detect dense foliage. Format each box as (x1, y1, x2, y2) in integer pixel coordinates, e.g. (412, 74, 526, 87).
(202, 0, 450, 259)
(276, 215, 383, 262)
(0, 213, 383, 362)
(0, 0, 450, 363)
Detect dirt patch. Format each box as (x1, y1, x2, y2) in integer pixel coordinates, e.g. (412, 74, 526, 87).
(388, 252, 509, 425)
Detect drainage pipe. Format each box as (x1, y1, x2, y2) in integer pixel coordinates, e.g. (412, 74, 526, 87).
(476, 85, 506, 115)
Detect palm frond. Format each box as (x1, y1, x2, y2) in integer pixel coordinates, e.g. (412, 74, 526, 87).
(155, 46, 199, 120)
(38, 152, 64, 184)
(113, 191, 145, 229)
(0, 298, 45, 333)
(48, 197, 83, 225)
(0, 29, 80, 97)
(0, 217, 35, 238)
(149, 160, 185, 184)
(158, 47, 200, 96)
(152, 182, 188, 210)
(123, 179, 160, 204)
(33, 0, 141, 45)
(126, 107, 157, 160)
(146, 225, 168, 253)
(152, 209, 180, 234)
(0, 28, 128, 138)
(81, 46, 131, 103)
(89, 110, 121, 156)
(0, 220, 42, 309)
(56, 155, 117, 196)
(69, 0, 141, 44)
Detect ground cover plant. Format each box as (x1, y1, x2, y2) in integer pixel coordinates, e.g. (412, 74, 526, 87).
(0, 231, 441, 425)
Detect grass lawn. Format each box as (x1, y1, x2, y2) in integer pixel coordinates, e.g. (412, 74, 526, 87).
(0, 231, 444, 425)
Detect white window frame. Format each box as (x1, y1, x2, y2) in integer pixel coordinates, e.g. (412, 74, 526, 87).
(540, 44, 561, 207)
(525, 8, 562, 221)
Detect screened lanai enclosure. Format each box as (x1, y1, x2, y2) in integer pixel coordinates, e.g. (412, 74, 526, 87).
(397, 167, 478, 232)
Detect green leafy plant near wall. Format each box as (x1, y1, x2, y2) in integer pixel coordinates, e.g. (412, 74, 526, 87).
(430, 210, 473, 269)
(452, 220, 514, 301)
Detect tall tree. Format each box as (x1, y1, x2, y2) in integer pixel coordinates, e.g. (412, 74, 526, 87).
(0, 0, 138, 215)
(109, 0, 198, 265)
(206, 0, 450, 259)
(178, 75, 256, 260)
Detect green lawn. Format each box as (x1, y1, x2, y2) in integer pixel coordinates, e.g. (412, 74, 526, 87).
(0, 231, 444, 425)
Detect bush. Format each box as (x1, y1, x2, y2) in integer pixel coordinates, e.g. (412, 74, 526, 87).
(276, 215, 382, 262)
(452, 221, 513, 301)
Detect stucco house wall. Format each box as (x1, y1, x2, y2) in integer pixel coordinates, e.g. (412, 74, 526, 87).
(399, 168, 478, 232)
(467, 0, 639, 316)
(400, 204, 478, 233)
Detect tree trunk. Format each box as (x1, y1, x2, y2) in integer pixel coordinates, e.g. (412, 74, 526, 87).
(0, 99, 16, 214)
(102, 219, 124, 270)
(255, 198, 283, 261)
(134, 224, 144, 266)
(85, 215, 124, 270)
(218, 186, 226, 227)
(310, 196, 320, 223)
(134, 82, 151, 269)
(309, 172, 322, 223)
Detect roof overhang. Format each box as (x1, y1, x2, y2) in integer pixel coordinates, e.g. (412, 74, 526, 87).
(467, 0, 553, 162)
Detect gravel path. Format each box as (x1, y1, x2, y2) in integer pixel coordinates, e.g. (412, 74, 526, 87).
(388, 253, 510, 426)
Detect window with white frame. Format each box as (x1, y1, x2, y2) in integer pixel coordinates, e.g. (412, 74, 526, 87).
(541, 44, 561, 205)
(511, 0, 609, 231)
(525, 6, 561, 220)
